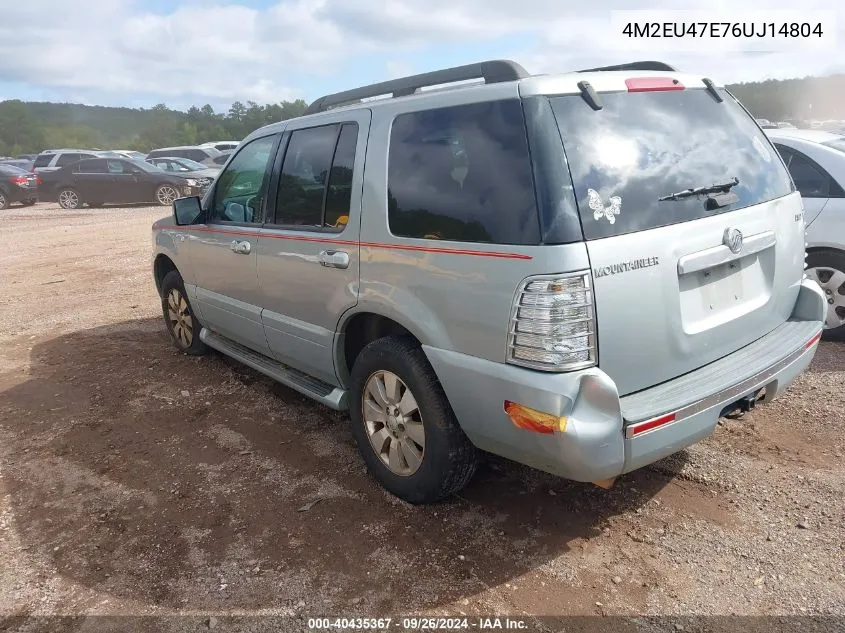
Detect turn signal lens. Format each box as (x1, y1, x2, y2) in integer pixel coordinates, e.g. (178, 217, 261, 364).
(504, 400, 567, 435)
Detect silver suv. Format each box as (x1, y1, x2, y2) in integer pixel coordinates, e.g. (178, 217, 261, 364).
(152, 60, 826, 504)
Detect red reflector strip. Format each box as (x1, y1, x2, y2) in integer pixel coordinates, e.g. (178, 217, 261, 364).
(805, 332, 822, 349)
(628, 412, 676, 438)
(626, 77, 684, 92)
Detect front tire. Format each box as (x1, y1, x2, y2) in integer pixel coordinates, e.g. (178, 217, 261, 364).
(58, 188, 81, 210)
(161, 270, 208, 355)
(349, 336, 477, 504)
(156, 184, 179, 206)
(806, 249, 845, 340)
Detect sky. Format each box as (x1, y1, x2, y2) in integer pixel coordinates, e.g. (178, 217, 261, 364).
(0, 0, 842, 112)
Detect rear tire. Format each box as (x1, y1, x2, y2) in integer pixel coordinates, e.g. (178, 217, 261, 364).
(349, 336, 477, 504)
(806, 249, 845, 340)
(57, 188, 81, 210)
(0, 191, 8, 210)
(161, 270, 208, 355)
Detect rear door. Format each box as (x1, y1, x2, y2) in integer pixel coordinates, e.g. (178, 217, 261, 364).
(548, 85, 801, 395)
(73, 159, 112, 200)
(256, 111, 370, 385)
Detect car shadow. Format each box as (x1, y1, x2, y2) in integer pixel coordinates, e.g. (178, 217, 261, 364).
(0, 319, 686, 617)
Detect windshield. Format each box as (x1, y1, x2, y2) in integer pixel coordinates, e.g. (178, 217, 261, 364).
(822, 137, 845, 153)
(549, 88, 794, 240)
(175, 158, 207, 170)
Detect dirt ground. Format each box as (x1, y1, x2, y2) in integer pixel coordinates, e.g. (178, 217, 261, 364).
(0, 204, 843, 631)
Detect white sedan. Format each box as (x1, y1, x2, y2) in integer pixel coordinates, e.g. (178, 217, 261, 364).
(767, 128, 845, 338)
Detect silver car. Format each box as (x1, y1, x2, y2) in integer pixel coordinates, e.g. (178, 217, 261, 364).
(152, 60, 825, 503)
(766, 128, 845, 339)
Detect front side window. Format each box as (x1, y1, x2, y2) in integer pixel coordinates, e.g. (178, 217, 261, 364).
(211, 135, 277, 224)
(275, 123, 359, 230)
(550, 89, 794, 240)
(387, 100, 539, 245)
(775, 145, 831, 198)
(107, 160, 126, 174)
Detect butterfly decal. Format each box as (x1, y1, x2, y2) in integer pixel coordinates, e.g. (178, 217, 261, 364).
(587, 188, 622, 224)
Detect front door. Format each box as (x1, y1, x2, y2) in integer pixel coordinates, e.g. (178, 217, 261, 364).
(256, 111, 371, 386)
(105, 159, 143, 203)
(179, 133, 281, 355)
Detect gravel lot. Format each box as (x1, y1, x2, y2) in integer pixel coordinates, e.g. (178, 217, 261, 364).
(0, 203, 843, 630)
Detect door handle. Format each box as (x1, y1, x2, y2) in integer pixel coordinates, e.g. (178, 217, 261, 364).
(318, 250, 349, 269)
(230, 240, 251, 254)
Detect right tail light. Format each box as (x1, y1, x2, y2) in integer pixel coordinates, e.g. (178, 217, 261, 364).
(507, 271, 597, 372)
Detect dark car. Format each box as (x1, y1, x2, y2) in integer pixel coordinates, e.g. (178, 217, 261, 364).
(0, 164, 39, 210)
(0, 158, 35, 172)
(41, 158, 205, 209)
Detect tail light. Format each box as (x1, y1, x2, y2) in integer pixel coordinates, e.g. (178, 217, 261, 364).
(507, 272, 597, 371)
(10, 175, 28, 185)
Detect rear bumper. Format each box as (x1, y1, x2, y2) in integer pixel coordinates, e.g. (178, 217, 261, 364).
(424, 279, 826, 482)
(4, 185, 38, 203)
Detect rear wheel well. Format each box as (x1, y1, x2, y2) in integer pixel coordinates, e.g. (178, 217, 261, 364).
(154, 255, 178, 297)
(343, 313, 419, 375)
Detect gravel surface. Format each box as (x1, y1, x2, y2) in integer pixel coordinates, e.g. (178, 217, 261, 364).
(0, 204, 843, 630)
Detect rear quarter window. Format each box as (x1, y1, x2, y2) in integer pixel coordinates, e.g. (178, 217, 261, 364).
(33, 154, 53, 168)
(387, 99, 540, 245)
(550, 88, 794, 240)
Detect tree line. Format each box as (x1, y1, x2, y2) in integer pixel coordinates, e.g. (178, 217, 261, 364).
(1, 73, 843, 156)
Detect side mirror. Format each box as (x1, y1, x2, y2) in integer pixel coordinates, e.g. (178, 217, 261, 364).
(173, 196, 202, 226)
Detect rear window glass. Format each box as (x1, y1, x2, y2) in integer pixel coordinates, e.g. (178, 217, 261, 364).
(550, 89, 794, 240)
(33, 154, 53, 168)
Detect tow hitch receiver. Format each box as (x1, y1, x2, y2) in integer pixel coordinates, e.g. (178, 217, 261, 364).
(720, 390, 763, 418)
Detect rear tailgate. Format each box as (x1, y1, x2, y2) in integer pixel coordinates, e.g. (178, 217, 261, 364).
(548, 81, 803, 396)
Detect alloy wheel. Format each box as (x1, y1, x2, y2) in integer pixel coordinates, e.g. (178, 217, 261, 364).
(166, 288, 193, 348)
(157, 185, 179, 205)
(806, 266, 845, 329)
(362, 370, 425, 476)
(58, 190, 79, 209)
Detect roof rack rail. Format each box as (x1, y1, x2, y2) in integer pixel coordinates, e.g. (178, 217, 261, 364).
(577, 61, 680, 72)
(304, 59, 530, 115)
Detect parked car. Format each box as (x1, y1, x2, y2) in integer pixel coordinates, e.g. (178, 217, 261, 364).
(146, 145, 222, 167)
(32, 149, 113, 173)
(200, 141, 239, 152)
(146, 156, 220, 178)
(0, 158, 34, 172)
(756, 118, 777, 129)
(0, 163, 39, 209)
(153, 60, 824, 504)
(210, 150, 233, 167)
(766, 128, 845, 338)
(42, 157, 206, 209)
(112, 150, 148, 161)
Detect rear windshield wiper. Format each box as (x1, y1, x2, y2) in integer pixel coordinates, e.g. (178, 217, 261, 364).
(658, 177, 739, 202)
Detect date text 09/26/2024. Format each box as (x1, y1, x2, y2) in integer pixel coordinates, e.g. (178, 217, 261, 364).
(307, 617, 527, 630)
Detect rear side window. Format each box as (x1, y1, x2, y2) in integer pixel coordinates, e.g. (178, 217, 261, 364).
(275, 123, 359, 231)
(550, 89, 794, 240)
(182, 149, 208, 162)
(388, 100, 540, 245)
(76, 159, 106, 174)
(33, 154, 53, 168)
(56, 153, 83, 167)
